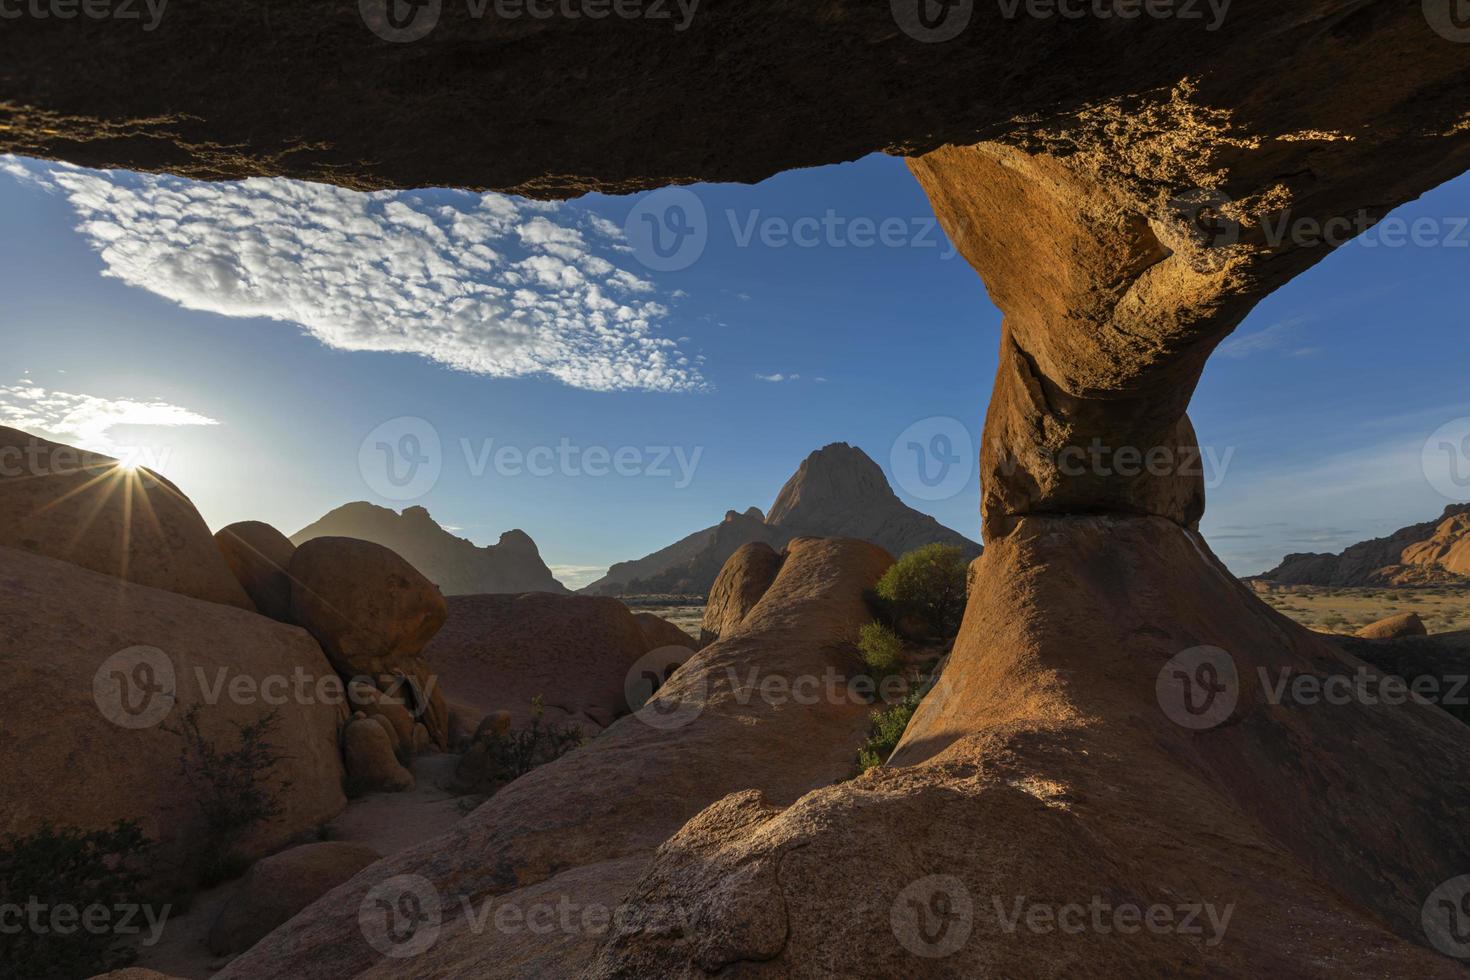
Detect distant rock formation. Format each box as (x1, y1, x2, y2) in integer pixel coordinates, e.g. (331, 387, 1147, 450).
(583, 443, 980, 595)
(292, 502, 567, 595)
(1256, 505, 1470, 587)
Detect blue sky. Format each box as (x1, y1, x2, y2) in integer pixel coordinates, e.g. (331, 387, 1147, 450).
(1, 153, 1467, 587)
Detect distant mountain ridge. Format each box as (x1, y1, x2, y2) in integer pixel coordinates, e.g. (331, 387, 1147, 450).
(292, 502, 568, 595)
(582, 442, 982, 595)
(1256, 504, 1470, 587)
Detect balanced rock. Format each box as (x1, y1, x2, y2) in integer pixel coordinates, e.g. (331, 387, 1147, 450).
(632, 612, 697, 651)
(207, 841, 380, 955)
(0, 426, 252, 609)
(699, 541, 783, 647)
(1356, 612, 1429, 640)
(343, 718, 413, 794)
(215, 520, 296, 622)
(287, 536, 447, 677)
(424, 593, 653, 732)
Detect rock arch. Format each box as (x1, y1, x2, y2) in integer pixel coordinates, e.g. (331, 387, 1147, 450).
(7, 3, 1470, 974)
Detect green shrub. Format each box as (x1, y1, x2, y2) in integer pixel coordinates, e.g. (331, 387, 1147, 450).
(474, 697, 587, 783)
(856, 688, 925, 773)
(858, 621, 905, 678)
(163, 705, 291, 885)
(0, 821, 154, 980)
(875, 543, 969, 638)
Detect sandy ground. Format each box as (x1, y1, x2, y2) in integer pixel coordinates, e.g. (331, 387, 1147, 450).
(128, 753, 469, 979)
(620, 598, 704, 637)
(1249, 581, 1470, 634)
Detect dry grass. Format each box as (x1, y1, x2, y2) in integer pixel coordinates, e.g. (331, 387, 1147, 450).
(1249, 581, 1470, 635)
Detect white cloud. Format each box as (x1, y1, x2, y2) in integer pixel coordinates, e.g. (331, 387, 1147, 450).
(549, 564, 608, 590)
(755, 373, 799, 383)
(1217, 316, 1318, 359)
(0, 383, 219, 457)
(4, 156, 702, 393)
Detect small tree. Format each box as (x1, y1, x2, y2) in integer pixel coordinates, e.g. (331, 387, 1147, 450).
(0, 821, 153, 979)
(858, 621, 904, 679)
(163, 705, 291, 884)
(875, 543, 969, 638)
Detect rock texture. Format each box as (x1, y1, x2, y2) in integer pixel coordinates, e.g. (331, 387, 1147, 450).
(587, 444, 978, 595)
(1259, 505, 1470, 587)
(591, 519, 1470, 977)
(0, 545, 345, 883)
(215, 520, 297, 622)
(698, 541, 784, 648)
(1355, 612, 1430, 640)
(343, 717, 414, 794)
(424, 592, 657, 733)
(207, 841, 380, 955)
(293, 502, 567, 595)
(216, 538, 893, 979)
(0, 426, 253, 610)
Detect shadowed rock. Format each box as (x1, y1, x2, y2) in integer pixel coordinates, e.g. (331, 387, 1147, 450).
(698, 541, 784, 648)
(215, 520, 296, 622)
(0, 545, 345, 884)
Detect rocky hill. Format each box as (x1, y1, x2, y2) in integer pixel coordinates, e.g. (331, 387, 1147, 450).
(292, 502, 567, 595)
(1256, 504, 1470, 587)
(583, 443, 981, 595)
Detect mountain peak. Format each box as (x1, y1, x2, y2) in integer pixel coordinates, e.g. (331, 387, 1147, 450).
(766, 443, 894, 527)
